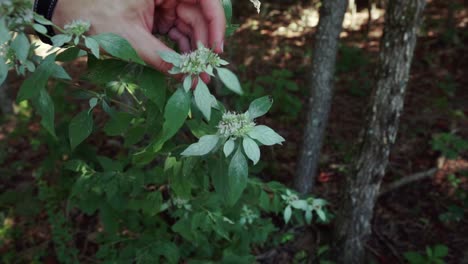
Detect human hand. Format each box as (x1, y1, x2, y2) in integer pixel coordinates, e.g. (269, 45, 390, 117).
(51, 0, 226, 75)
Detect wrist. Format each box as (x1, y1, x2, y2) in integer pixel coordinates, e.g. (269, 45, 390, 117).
(33, 0, 59, 43)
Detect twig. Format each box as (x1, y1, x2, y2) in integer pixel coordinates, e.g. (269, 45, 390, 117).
(379, 168, 438, 196)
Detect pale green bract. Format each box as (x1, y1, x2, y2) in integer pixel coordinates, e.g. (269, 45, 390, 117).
(181, 96, 284, 167)
(160, 44, 242, 121)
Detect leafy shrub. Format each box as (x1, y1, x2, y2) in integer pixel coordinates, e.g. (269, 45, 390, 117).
(0, 1, 328, 262)
(404, 244, 448, 264)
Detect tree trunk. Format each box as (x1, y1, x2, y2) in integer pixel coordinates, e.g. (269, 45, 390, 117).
(295, 0, 347, 194)
(333, 0, 426, 263)
(0, 81, 13, 115)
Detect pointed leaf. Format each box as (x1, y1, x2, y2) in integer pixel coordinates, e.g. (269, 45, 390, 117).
(183, 75, 192, 92)
(139, 68, 166, 111)
(0, 57, 7, 85)
(69, 111, 93, 149)
(248, 96, 273, 119)
(223, 139, 235, 157)
(243, 137, 260, 164)
(216, 68, 243, 95)
(284, 206, 292, 224)
(194, 78, 213, 120)
(181, 135, 219, 156)
(227, 147, 248, 205)
(11, 33, 30, 62)
(33, 24, 47, 34)
(92, 33, 144, 64)
(162, 88, 190, 141)
(51, 34, 72, 47)
(158, 51, 181, 67)
(32, 89, 56, 137)
(248, 125, 285, 146)
(17, 61, 65, 102)
(84, 37, 100, 58)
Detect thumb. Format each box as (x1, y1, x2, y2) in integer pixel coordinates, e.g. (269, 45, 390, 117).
(124, 26, 175, 74)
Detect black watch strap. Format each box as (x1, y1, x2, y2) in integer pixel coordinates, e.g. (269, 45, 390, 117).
(33, 0, 58, 44)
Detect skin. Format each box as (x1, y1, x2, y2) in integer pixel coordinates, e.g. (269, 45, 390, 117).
(51, 0, 226, 77)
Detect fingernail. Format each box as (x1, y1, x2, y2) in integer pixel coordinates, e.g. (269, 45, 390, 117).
(220, 40, 224, 53)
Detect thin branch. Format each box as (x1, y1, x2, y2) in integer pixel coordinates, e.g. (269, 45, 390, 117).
(379, 168, 438, 196)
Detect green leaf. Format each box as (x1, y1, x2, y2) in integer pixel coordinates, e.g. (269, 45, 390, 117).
(194, 78, 214, 120)
(89, 98, 98, 110)
(290, 200, 307, 210)
(316, 209, 326, 222)
(17, 60, 70, 102)
(248, 96, 273, 119)
(433, 244, 448, 258)
(56, 47, 86, 62)
(51, 34, 72, 47)
(170, 159, 192, 198)
(222, 0, 233, 23)
(124, 125, 146, 147)
(404, 252, 425, 264)
(139, 68, 166, 111)
(0, 57, 7, 85)
(0, 19, 10, 43)
(97, 156, 123, 171)
(84, 37, 100, 58)
(159, 51, 181, 67)
(32, 89, 56, 137)
(33, 14, 54, 25)
(103, 112, 133, 136)
(248, 125, 285, 146)
(69, 111, 94, 149)
(100, 203, 119, 234)
(162, 88, 190, 141)
(92, 33, 144, 64)
(284, 205, 292, 224)
(11, 33, 30, 62)
(183, 75, 192, 92)
(181, 135, 219, 156)
(242, 137, 260, 165)
(33, 24, 47, 34)
(305, 210, 313, 224)
(216, 68, 243, 95)
(140, 191, 162, 216)
(226, 147, 248, 205)
(223, 138, 236, 157)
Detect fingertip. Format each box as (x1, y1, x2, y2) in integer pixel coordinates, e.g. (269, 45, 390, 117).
(200, 73, 210, 84)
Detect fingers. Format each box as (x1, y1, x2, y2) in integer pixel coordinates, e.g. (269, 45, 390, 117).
(125, 25, 176, 75)
(153, 0, 178, 34)
(168, 28, 191, 53)
(176, 3, 209, 48)
(179, 0, 226, 53)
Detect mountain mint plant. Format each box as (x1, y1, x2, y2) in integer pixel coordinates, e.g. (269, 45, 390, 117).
(160, 43, 242, 121)
(0, 1, 329, 262)
(181, 96, 285, 166)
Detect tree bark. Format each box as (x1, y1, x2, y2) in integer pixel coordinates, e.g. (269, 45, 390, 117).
(333, 0, 426, 263)
(295, 0, 347, 194)
(0, 81, 13, 115)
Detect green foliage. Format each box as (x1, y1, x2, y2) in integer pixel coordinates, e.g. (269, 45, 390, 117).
(0, 5, 330, 262)
(431, 133, 468, 159)
(404, 244, 448, 264)
(238, 69, 302, 119)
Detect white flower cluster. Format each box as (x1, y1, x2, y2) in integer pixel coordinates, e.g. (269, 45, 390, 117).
(217, 111, 255, 138)
(171, 197, 192, 211)
(239, 205, 259, 225)
(64, 20, 91, 36)
(178, 45, 226, 75)
(0, 0, 33, 28)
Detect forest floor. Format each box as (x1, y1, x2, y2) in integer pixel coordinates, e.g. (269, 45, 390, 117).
(1, 0, 467, 263)
(228, 0, 468, 263)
